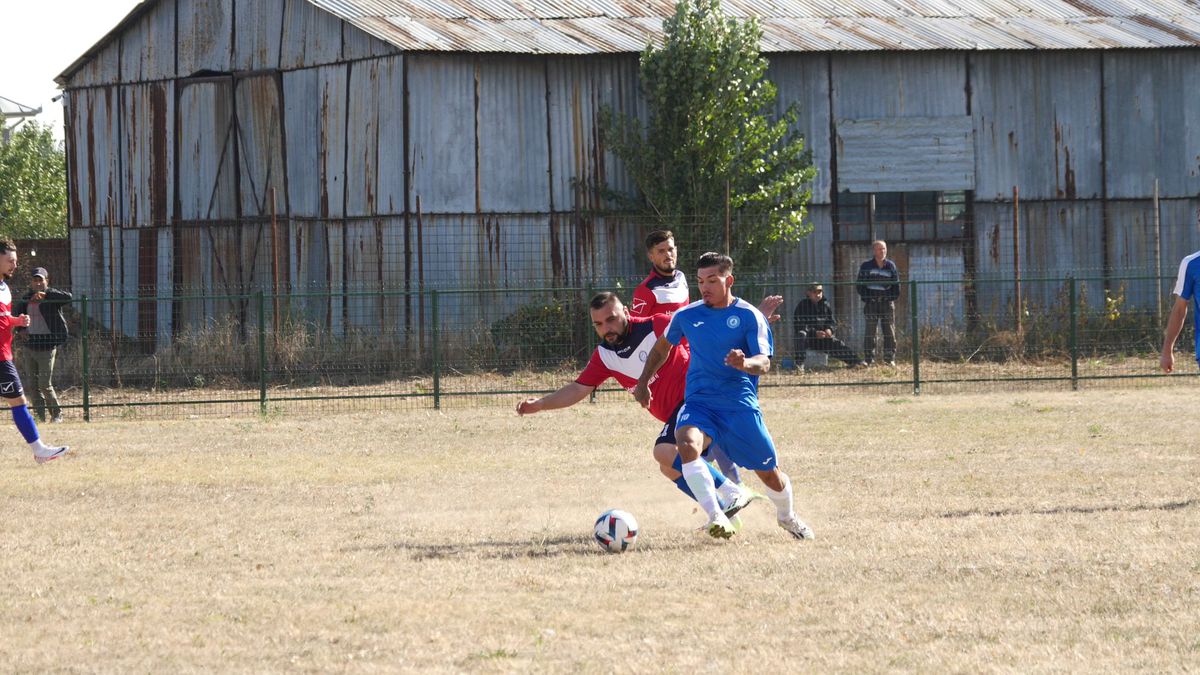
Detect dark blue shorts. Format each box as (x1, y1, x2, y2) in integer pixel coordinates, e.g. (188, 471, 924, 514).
(0, 360, 24, 399)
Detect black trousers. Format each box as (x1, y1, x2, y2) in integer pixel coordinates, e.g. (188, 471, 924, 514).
(795, 331, 860, 365)
(863, 300, 896, 362)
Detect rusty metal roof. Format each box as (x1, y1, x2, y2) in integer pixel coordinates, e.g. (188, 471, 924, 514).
(58, 0, 1200, 84)
(315, 0, 1200, 53)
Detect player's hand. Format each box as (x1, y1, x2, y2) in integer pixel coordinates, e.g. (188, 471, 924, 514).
(633, 382, 652, 409)
(15, 314, 30, 328)
(757, 295, 783, 323)
(725, 349, 747, 370)
(31, 292, 45, 302)
(1161, 350, 1175, 374)
(516, 398, 541, 415)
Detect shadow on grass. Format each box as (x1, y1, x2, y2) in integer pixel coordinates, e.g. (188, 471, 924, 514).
(936, 498, 1198, 519)
(344, 532, 703, 560)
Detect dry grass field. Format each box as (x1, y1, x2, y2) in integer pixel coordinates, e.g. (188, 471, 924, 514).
(2, 386, 1198, 672)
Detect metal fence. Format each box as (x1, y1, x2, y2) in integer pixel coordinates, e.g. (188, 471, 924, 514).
(29, 273, 1191, 420)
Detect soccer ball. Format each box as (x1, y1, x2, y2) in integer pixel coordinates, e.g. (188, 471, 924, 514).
(593, 509, 639, 553)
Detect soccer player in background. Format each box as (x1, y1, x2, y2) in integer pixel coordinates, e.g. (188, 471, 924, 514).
(1160, 249, 1200, 373)
(634, 252, 814, 541)
(0, 240, 69, 463)
(630, 230, 689, 318)
(517, 292, 757, 519)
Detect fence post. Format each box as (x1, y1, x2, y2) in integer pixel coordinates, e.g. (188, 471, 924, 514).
(432, 289, 441, 410)
(1069, 276, 1078, 391)
(258, 291, 267, 414)
(910, 280, 921, 395)
(81, 294, 90, 422)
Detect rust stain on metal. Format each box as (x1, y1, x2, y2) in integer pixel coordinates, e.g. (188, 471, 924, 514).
(151, 84, 169, 225)
(1127, 14, 1198, 43)
(319, 85, 331, 217)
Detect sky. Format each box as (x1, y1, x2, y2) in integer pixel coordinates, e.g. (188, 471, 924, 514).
(2, 0, 143, 140)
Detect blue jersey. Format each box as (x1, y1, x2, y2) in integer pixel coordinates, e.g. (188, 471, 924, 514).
(664, 297, 773, 411)
(1172, 250, 1200, 362)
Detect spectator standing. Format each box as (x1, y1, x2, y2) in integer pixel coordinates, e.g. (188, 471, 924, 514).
(15, 267, 72, 422)
(856, 240, 901, 366)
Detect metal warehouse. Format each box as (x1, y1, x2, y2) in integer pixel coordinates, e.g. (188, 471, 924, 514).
(56, 0, 1200, 340)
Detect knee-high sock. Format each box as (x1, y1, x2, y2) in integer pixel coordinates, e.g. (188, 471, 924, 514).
(765, 471, 796, 520)
(706, 443, 741, 484)
(681, 458, 722, 517)
(671, 454, 727, 502)
(12, 405, 40, 444)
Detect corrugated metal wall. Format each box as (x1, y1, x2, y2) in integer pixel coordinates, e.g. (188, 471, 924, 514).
(60, 0, 1200, 341)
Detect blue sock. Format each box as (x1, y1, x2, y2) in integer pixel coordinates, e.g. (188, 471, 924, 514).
(12, 405, 40, 444)
(707, 443, 741, 484)
(670, 453, 727, 502)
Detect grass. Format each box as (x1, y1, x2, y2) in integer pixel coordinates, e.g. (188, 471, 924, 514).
(1, 387, 1198, 671)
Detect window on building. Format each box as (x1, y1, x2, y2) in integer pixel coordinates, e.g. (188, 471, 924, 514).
(835, 190, 970, 242)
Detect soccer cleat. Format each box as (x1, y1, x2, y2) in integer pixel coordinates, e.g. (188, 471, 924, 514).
(50, 415, 63, 424)
(706, 512, 737, 540)
(778, 515, 815, 540)
(34, 445, 70, 465)
(721, 489, 764, 519)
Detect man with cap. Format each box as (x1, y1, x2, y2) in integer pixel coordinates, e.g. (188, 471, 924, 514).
(792, 283, 864, 372)
(14, 266, 72, 423)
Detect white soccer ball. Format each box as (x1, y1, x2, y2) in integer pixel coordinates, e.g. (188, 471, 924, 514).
(593, 509, 639, 553)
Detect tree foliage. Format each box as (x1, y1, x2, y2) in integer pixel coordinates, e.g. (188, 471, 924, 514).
(0, 120, 67, 238)
(601, 0, 816, 271)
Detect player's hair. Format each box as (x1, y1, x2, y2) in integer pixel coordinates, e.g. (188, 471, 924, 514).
(0, 239, 16, 255)
(872, 239, 888, 249)
(644, 230, 674, 251)
(589, 292, 623, 311)
(697, 251, 733, 274)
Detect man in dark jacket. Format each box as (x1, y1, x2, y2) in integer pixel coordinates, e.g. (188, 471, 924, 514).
(14, 267, 72, 422)
(792, 283, 863, 371)
(856, 240, 901, 366)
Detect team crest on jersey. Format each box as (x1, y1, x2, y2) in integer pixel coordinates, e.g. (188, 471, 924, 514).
(726, 316, 741, 329)
(638, 351, 647, 362)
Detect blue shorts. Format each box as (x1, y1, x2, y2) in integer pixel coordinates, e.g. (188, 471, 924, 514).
(675, 400, 777, 470)
(655, 400, 728, 461)
(0, 360, 24, 399)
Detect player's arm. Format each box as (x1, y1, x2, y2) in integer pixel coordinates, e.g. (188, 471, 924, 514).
(1160, 296, 1189, 374)
(633, 336, 672, 409)
(517, 382, 593, 415)
(725, 350, 771, 376)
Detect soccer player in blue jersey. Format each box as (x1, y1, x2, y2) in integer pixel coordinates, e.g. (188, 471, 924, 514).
(1161, 249, 1200, 373)
(634, 252, 814, 540)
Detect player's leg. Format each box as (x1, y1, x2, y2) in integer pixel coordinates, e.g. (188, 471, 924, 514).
(703, 442, 742, 484)
(1, 361, 68, 464)
(722, 408, 815, 541)
(656, 402, 743, 507)
(675, 403, 735, 539)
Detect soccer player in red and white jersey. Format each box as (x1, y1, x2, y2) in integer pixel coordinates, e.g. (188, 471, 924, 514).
(517, 292, 755, 516)
(0, 240, 69, 463)
(630, 230, 689, 319)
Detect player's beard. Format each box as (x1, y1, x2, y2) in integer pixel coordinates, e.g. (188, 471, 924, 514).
(654, 262, 675, 276)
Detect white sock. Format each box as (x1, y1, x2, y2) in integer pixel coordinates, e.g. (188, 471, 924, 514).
(716, 480, 741, 504)
(681, 458, 723, 518)
(765, 472, 796, 520)
(29, 439, 48, 454)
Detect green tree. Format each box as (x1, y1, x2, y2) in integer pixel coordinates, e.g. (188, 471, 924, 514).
(0, 120, 67, 238)
(601, 0, 816, 271)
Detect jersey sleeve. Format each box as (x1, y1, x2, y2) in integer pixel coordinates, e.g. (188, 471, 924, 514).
(574, 349, 611, 388)
(1174, 255, 1196, 300)
(745, 307, 774, 358)
(663, 311, 684, 345)
(651, 313, 673, 337)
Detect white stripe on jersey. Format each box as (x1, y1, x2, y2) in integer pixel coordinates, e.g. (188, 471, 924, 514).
(597, 329, 660, 380)
(733, 297, 772, 356)
(652, 272, 690, 304)
(1173, 250, 1200, 297)
(0, 281, 10, 307)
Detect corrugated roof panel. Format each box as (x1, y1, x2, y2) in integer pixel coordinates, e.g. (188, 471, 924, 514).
(59, 0, 1200, 85)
